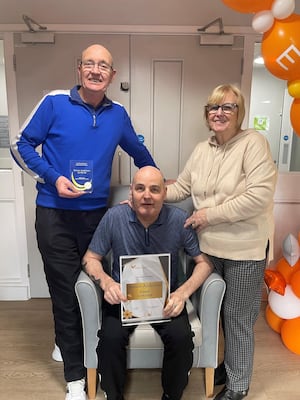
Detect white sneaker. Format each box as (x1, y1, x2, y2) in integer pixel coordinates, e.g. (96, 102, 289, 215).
(65, 378, 86, 400)
(52, 343, 63, 362)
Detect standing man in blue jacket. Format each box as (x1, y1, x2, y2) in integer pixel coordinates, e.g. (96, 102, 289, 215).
(10, 43, 156, 400)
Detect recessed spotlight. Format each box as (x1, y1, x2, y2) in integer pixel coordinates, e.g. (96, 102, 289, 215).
(254, 56, 265, 65)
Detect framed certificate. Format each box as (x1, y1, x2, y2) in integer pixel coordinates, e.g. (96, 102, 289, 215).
(120, 253, 170, 325)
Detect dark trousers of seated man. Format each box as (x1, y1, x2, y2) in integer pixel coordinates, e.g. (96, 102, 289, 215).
(97, 301, 194, 400)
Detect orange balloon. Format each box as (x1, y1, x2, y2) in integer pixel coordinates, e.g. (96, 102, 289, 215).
(275, 257, 296, 283)
(265, 304, 285, 333)
(222, 0, 273, 13)
(264, 269, 286, 295)
(290, 98, 300, 137)
(291, 270, 300, 298)
(281, 318, 300, 355)
(262, 14, 300, 81)
(287, 80, 300, 99)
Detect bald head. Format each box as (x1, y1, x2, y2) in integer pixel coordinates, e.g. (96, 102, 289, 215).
(132, 166, 164, 186)
(81, 44, 114, 68)
(131, 166, 166, 227)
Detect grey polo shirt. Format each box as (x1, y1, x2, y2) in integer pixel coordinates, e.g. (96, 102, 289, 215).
(88, 203, 201, 290)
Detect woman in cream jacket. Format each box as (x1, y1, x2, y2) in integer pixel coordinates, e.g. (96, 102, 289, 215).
(166, 84, 277, 400)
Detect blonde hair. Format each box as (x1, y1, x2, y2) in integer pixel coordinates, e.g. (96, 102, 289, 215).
(204, 84, 245, 131)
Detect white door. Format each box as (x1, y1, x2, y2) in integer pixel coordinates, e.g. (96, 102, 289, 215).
(130, 35, 243, 179)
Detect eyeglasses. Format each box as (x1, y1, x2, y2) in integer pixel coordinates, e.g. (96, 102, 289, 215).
(205, 103, 238, 114)
(81, 60, 113, 74)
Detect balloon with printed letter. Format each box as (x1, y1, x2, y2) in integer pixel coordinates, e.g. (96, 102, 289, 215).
(262, 14, 300, 81)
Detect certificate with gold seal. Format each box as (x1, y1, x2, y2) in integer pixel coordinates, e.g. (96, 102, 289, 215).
(120, 254, 170, 325)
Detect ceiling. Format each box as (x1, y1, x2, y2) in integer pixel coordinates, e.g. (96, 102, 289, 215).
(1, 1, 300, 34)
(0, 0, 259, 29)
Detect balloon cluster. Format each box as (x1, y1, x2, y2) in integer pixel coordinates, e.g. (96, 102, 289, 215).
(264, 233, 300, 355)
(222, 0, 300, 136)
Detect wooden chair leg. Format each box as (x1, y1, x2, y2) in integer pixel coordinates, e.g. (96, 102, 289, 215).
(205, 367, 214, 398)
(87, 368, 97, 400)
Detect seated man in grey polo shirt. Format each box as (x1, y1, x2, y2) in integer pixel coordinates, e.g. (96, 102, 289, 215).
(82, 166, 212, 400)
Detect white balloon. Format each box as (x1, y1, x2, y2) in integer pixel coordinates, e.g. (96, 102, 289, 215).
(272, 0, 295, 19)
(252, 11, 274, 34)
(282, 233, 300, 267)
(269, 285, 300, 319)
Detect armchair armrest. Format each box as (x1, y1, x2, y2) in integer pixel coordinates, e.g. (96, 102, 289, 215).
(191, 272, 225, 368)
(75, 271, 102, 369)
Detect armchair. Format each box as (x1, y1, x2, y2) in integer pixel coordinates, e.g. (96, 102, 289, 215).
(75, 185, 225, 399)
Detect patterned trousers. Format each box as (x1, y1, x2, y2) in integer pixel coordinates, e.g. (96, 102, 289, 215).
(207, 255, 266, 392)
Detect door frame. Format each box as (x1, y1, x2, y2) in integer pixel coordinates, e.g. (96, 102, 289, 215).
(0, 32, 29, 299)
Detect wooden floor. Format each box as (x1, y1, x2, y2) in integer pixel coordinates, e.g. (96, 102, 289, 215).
(1, 299, 300, 400)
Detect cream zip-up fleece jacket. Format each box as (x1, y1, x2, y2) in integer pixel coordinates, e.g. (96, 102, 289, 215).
(166, 129, 278, 261)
